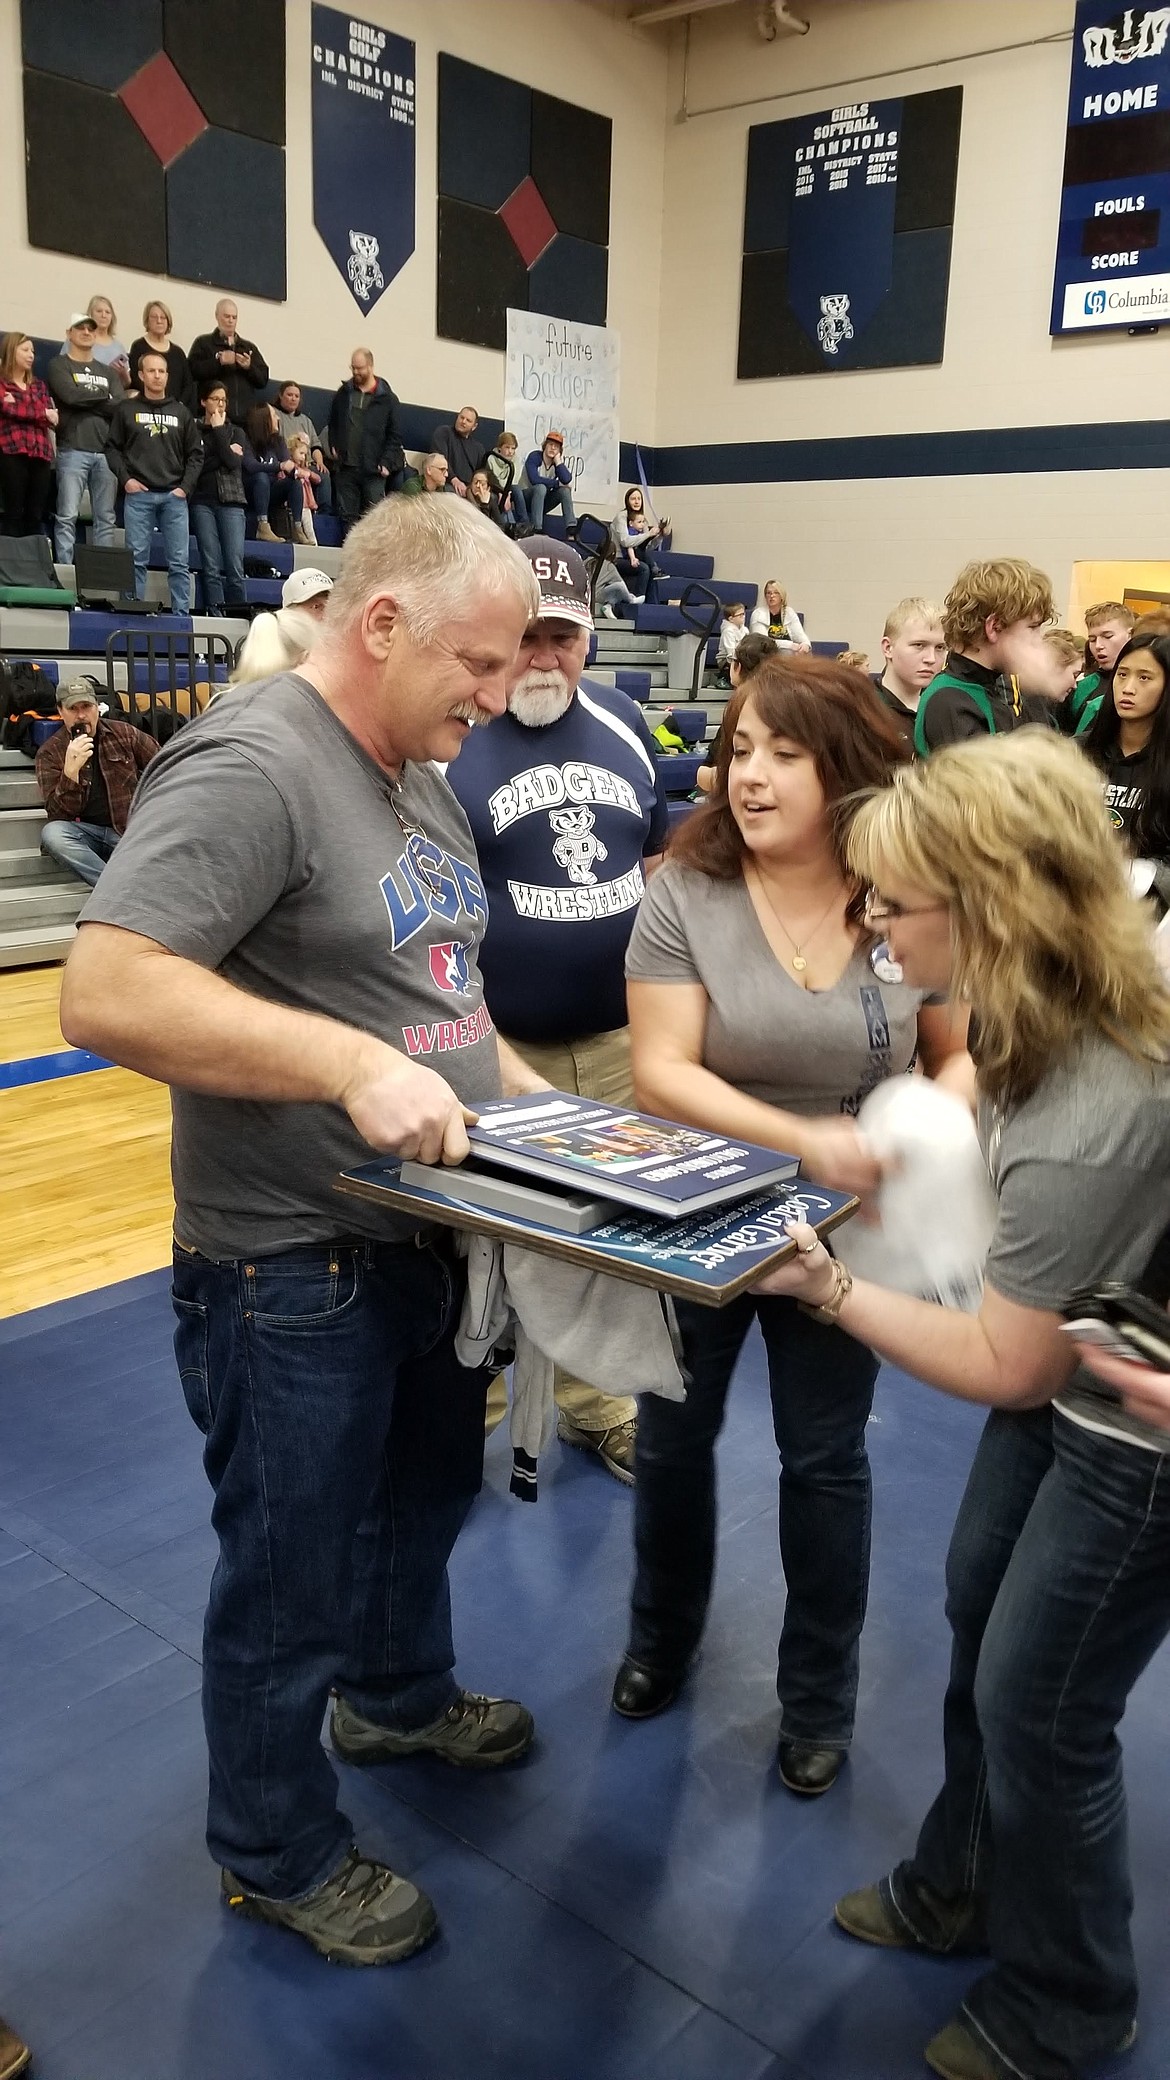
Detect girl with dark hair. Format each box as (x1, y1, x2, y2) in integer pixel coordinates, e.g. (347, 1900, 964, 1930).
(611, 485, 665, 599)
(611, 655, 970, 1793)
(1083, 632, 1170, 863)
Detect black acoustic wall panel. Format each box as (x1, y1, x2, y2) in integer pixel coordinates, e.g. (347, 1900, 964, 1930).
(738, 85, 962, 378)
(21, 0, 286, 300)
(437, 53, 611, 351)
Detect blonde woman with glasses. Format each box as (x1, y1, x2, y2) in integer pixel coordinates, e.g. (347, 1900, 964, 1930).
(761, 729, 1170, 2080)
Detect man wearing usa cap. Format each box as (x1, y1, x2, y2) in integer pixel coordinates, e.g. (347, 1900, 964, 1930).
(447, 536, 669, 1484)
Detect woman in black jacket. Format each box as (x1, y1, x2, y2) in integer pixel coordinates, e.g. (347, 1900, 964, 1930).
(189, 382, 248, 615)
(244, 403, 308, 545)
(1083, 632, 1170, 863)
(127, 300, 195, 407)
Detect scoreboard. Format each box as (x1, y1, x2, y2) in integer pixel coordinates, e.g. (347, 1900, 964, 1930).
(1051, 2, 1170, 333)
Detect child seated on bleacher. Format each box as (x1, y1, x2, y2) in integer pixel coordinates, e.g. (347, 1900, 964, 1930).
(715, 602, 748, 684)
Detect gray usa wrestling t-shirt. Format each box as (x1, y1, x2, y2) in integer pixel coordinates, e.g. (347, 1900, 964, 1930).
(81, 674, 502, 1257)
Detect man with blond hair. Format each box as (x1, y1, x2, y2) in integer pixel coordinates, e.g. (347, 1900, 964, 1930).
(872, 597, 946, 748)
(913, 558, 1056, 756)
(1061, 600, 1136, 738)
(59, 497, 545, 1969)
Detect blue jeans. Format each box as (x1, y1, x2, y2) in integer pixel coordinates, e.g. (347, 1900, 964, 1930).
(507, 483, 530, 527)
(886, 1407, 1170, 2079)
(40, 819, 118, 886)
(190, 501, 246, 613)
(53, 447, 118, 563)
(617, 543, 657, 600)
(527, 479, 576, 530)
(250, 469, 304, 528)
(172, 1236, 491, 1899)
(122, 487, 192, 613)
(626, 1293, 877, 1744)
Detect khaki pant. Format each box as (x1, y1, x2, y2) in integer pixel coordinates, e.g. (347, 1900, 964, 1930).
(486, 1028, 640, 1437)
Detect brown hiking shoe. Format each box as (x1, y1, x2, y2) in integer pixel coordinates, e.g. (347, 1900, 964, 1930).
(331, 1689, 535, 1769)
(0, 2015, 30, 2080)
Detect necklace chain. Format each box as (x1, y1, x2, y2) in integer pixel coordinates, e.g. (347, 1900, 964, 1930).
(750, 867, 844, 979)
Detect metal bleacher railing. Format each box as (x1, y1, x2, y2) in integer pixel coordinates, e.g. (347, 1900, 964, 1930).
(104, 628, 234, 740)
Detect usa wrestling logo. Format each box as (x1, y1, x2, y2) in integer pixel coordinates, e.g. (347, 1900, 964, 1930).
(429, 941, 473, 994)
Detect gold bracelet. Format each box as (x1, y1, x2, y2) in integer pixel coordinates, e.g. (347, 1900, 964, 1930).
(801, 1259, 854, 1326)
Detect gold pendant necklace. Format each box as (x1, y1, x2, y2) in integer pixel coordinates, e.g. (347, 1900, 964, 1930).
(751, 868, 844, 979)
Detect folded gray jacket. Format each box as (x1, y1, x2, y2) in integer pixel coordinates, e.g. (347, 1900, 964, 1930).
(454, 1236, 686, 1499)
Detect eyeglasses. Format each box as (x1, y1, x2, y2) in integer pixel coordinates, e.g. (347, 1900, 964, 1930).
(863, 889, 947, 926)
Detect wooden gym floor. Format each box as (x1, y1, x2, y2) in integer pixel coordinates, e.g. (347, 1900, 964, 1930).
(0, 965, 173, 1317)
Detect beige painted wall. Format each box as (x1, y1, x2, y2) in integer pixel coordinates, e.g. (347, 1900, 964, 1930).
(0, 0, 668, 434)
(652, 0, 1170, 642)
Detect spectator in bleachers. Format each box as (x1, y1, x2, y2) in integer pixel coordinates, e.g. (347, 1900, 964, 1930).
(244, 403, 310, 547)
(106, 352, 201, 614)
(695, 628, 776, 793)
(837, 649, 869, 672)
(189, 380, 249, 617)
(399, 452, 450, 497)
(485, 430, 525, 525)
(447, 536, 668, 1488)
(595, 554, 640, 620)
(613, 487, 664, 599)
(914, 558, 1056, 756)
(467, 468, 506, 529)
(523, 431, 575, 532)
(750, 579, 810, 651)
(432, 405, 486, 497)
(327, 347, 404, 536)
(228, 570, 332, 689)
(0, 331, 57, 537)
(873, 596, 946, 749)
(614, 659, 965, 1775)
(61, 294, 131, 386)
(1084, 632, 1170, 863)
(1061, 600, 1136, 739)
(274, 382, 332, 516)
(36, 678, 158, 886)
(716, 602, 748, 676)
(47, 312, 125, 564)
(127, 300, 194, 407)
(188, 300, 269, 426)
(287, 433, 322, 544)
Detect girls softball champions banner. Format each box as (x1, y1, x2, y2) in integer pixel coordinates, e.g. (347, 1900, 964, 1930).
(504, 310, 620, 509)
(311, 7, 415, 312)
(1051, 1, 1170, 333)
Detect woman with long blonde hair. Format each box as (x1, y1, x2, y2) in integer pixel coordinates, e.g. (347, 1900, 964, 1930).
(761, 730, 1170, 2080)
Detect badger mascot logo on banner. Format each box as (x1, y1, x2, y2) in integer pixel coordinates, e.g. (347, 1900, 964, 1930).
(1083, 7, 1170, 64)
(816, 293, 854, 356)
(347, 230, 385, 303)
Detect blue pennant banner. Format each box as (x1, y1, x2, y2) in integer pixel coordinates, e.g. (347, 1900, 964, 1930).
(785, 97, 902, 362)
(311, 5, 415, 312)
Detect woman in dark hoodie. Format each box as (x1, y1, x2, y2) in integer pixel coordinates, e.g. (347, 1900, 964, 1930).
(189, 381, 248, 615)
(1084, 632, 1170, 865)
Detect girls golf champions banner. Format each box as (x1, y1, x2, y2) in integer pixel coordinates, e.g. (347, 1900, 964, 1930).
(311, 7, 415, 312)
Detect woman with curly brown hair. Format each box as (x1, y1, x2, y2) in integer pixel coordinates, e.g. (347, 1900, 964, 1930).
(761, 729, 1170, 2080)
(610, 655, 970, 1792)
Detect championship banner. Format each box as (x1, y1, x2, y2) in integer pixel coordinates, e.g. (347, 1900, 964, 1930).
(503, 311, 620, 510)
(1050, 1, 1170, 334)
(311, 6, 415, 312)
(737, 88, 962, 378)
(785, 98, 901, 358)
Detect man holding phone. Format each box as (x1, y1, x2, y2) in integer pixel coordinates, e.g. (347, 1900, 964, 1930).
(188, 299, 269, 426)
(35, 680, 158, 886)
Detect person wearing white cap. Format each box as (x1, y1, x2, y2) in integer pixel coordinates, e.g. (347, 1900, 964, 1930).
(229, 569, 334, 690)
(46, 314, 126, 564)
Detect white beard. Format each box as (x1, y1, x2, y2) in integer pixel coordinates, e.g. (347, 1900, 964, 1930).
(508, 671, 574, 728)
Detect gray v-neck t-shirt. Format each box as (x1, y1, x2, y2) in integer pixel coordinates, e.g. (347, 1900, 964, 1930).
(82, 673, 502, 1258)
(624, 861, 930, 1116)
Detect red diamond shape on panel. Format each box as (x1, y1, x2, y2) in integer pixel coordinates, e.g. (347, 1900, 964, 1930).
(498, 176, 557, 269)
(118, 50, 208, 168)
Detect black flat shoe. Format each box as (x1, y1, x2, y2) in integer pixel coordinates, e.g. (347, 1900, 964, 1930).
(611, 1656, 685, 1720)
(778, 1739, 844, 1796)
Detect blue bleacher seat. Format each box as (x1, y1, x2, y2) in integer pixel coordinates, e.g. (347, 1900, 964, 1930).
(655, 752, 703, 793)
(611, 670, 652, 701)
(667, 798, 699, 831)
(245, 579, 284, 608)
(655, 552, 714, 582)
(811, 640, 849, 656)
(655, 578, 758, 612)
(69, 611, 195, 647)
(632, 604, 716, 636)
